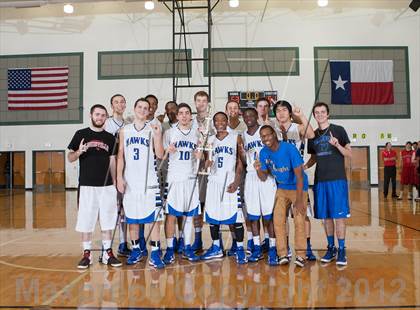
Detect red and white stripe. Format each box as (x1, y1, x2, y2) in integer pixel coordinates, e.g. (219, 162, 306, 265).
(8, 67, 69, 110)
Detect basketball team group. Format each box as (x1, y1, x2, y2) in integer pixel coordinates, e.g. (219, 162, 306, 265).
(67, 90, 356, 270)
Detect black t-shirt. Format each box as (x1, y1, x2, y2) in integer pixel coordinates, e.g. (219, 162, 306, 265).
(307, 123, 350, 183)
(68, 127, 117, 186)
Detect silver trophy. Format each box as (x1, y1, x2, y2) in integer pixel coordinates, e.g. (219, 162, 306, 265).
(196, 104, 214, 175)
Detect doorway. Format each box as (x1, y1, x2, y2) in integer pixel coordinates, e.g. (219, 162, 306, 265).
(33, 151, 65, 191)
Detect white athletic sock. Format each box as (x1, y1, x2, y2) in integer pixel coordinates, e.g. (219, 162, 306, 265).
(269, 238, 276, 248)
(247, 231, 253, 240)
(82, 241, 92, 250)
(166, 238, 174, 248)
(237, 241, 244, 247)
(151, 245, 159, 251)
(131, 240, 140, 249)
(119, 222, 126, 244)
(264, 232, 269, 240)
(195, 227, 202, 233)
(213, 239, 220, 247)
(179, 230, 184, 238)
(183, 217, 193, 246)
(102, 240, 111, 250)
(253, 236, 260, 246)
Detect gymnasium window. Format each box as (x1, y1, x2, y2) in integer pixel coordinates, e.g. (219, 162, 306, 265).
(98, 49, 192, 79)
(203, 47, 299, 77)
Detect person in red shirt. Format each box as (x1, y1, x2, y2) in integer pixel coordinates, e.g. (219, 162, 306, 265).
(398, 141, 414, 200)
(382, 142, 398, 199)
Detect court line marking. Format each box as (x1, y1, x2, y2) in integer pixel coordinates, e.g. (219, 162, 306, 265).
(41, 271, 87, 306)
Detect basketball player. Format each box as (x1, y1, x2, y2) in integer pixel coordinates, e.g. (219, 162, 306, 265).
(104, 94, 131, 258)
(145, 94, 160, 126)
(256, 97, 278, 128)
(200, 112, 247, 264)
(163, 103, 201, 263)
(225, 100, 247, 256)
(252, 97, 277, 252)
(255, 125, 309, 267)
(241, 108, 278, 265)
(117, 98, 165, 268)
(191, 91, 214, 252)
(273, 100, 316, 261)
(160, 101, 185, 253)
(68, 104, 122, 269)
(306, 102, 351, 266)
(226, 100, 247, 134)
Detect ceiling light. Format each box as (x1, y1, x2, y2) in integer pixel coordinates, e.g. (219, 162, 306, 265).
(144, 0, 154, 10)
(63, 3, 74, 14)
(229, 0, 239, 8)
(317, 0, 328, 7)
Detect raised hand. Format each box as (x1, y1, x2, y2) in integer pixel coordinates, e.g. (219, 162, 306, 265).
(329, 132, 339, 147)
(150, 123, 162, 136)
(78, 138, 88, 154)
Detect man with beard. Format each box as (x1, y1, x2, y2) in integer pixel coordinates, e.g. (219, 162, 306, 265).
(68, 104, 122, 269)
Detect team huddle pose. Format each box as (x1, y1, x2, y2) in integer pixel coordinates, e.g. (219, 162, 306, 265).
(68, 91, 352, 270)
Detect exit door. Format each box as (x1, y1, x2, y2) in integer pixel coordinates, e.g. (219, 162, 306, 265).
(33, 151, 65, 191)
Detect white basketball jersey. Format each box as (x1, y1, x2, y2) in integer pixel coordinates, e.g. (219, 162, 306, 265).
(243, 126, 265, 173)
(104, 117, 128, 137)
(208, 133, 237, 183)
(279, 122, 302, 151)
(123, 123, 158, 188)
(164, 126, 200, 182)
(227, 119, 247, 135)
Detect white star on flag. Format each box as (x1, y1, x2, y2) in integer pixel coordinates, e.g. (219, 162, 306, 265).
(333, 75, 348, 90)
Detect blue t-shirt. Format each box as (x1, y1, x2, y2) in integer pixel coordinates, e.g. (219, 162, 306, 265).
(259, 141, 309, 191)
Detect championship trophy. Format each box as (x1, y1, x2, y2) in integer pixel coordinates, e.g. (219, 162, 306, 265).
(197, 104, 214, 175)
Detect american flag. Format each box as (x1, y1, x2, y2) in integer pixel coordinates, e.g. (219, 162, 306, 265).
(7, 67, 69, 110)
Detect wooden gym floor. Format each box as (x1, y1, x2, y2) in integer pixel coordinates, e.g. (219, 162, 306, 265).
(0, 188, 419, 309)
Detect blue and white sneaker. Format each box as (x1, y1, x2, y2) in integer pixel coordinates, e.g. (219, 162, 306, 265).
(336, 248, 347, 266)
(118, 242, 131, 257)
(246, 239, 254, 255)
(126, 248, 142, 265)
(321, 245, 337, 263)
(261, 238, 269, 253)
(200, 244, 223, 260)
(191, 237, 203, 252)
(268, 247, 279, 266)
(236, 246, 248, 264)
(149, 249, 165, 269)
(248, 245, 263, 262)
(139, 237, 148, 257)
(227, 241, 237, 257)
(177, 237, 185, 254)
(163, 247, 175, 265)
(306, 245, 316, 261)
(182, 245, 200, 262)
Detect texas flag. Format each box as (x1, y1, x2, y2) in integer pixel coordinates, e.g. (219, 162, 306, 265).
(330, 60, 394, 105)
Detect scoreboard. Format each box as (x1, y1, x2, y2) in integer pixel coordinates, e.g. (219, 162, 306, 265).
(228, 90, 277, 115)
